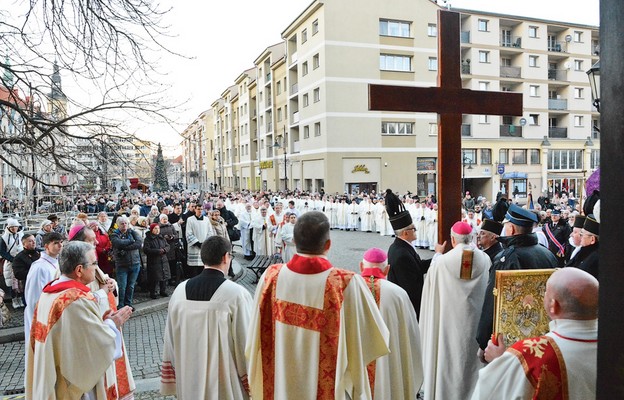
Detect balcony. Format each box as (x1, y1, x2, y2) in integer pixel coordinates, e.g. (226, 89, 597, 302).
(293, 140, 301, 153)
(501, 36, 522, 48)
(460, 31, 470, 43)
(548, 99, 568, 110)
(548, 69, 567, 81)
(547, 41, 565, 52)
(291, 83, 299, 94)
(548, 127, 568, 138)
(292, 111, 300, 124)
(500, 124, 523, 137)
(461, 124, 471, 137)
(290, 52, 298, 65)
(267, 122, 273, 132)
(461, 61, 471, 74)
(266, 72, 271, 82)
(500, 66, 521, 78)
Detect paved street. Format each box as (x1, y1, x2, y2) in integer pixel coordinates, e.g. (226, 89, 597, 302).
(0, 229, 434, 399)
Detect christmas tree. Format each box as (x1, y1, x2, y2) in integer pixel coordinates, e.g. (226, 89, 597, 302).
(153, 143, 169, 191)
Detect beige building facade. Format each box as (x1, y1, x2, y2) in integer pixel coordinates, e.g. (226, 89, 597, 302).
(181, 0, 599, 202)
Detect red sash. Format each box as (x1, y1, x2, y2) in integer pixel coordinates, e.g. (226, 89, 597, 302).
(544, 224, 566, 257)
(508, 336, 568, 400)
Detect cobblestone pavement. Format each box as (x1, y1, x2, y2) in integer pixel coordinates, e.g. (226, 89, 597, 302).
(0, 229, 433, 398)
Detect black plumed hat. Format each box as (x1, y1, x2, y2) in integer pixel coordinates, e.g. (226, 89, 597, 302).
(385, 189, 412, 230)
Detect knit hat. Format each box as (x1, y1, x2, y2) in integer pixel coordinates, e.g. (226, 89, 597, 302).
(40, 220, 53, 229)
(363, 248, 387, 264)
(384, 189, 412, 230)
(149, 223, 159, 232)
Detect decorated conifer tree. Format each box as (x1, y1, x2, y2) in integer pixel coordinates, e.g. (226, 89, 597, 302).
(153, 143, 169, 191)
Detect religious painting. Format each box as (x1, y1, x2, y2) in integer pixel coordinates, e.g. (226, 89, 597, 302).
(493, 269, 556, 347)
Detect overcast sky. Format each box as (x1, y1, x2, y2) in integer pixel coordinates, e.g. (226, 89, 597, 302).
(142, 0, 599, 155)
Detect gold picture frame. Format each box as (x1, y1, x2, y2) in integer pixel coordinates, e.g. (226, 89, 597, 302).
(493, 269, 556, 347)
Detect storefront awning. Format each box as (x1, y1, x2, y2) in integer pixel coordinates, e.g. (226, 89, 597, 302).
(502, 172, 528, 179)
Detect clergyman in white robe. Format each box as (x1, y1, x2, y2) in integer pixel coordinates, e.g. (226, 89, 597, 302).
(419, 223, 490, 400)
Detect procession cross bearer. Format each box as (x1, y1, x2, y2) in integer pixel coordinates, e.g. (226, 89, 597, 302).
(246, 211, 390, 400)
(369, 9, 522, 245)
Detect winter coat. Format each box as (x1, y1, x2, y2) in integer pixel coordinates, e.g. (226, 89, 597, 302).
(94, 228, 114, 275)
(110, 228, 143, 268)
(143, 232, 171, 282)
(158, 223, 178, 261)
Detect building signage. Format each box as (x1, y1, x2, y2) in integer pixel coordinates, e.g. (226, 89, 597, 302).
(417, 158, 436, 171)
(497, 164, 505, 175)
(351, 164, 370, 174)
(259, 161, 273, 169)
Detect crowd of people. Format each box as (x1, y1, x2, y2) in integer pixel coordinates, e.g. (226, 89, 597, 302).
(0, 185, 601, 399)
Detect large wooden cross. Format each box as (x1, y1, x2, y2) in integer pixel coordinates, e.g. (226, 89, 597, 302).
(369, 9, 523, 243)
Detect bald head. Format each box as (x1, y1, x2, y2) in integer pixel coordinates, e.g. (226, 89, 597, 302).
(545, 268, 599, 320)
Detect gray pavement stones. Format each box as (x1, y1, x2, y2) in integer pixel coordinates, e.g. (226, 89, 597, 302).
(0, 229, 434, 397)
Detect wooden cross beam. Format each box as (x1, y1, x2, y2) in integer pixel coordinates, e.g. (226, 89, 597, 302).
(369, 9, 523, 244)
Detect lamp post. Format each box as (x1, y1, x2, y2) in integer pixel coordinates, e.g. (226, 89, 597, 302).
(462, 155, 473, 196)
(586, 61, 600, 113)
(273, 139, 287, 192)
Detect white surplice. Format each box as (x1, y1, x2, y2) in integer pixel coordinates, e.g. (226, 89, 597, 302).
(161, 279, 253, 399)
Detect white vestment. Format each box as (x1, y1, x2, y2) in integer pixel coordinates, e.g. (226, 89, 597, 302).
(238, 210, 253, 256)
(471, 319, 597, 400)
(415, 206, 428, 247)
(161, 279, 253, 399)
(425, 208, 438, 250)
(246, 258, 390, 400)
(24, 253, 60, 346)
(347, 203, 359, 230)
(251, 214, 272, 256)
(336, 202, 348, 229)
(359, 201, 375, 232)
(278, 223, 296, 262)
(362, 273, 424, 399)
(186, 215, 215, 266)
(419, 245, 490, 400)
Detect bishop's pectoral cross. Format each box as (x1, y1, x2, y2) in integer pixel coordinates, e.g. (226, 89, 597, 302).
(369, 9, 523, 243)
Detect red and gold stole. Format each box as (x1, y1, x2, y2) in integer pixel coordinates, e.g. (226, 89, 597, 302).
(361, 268, 384, 398)
(508, 336, 568, 400)
(258, 255, 354, 399)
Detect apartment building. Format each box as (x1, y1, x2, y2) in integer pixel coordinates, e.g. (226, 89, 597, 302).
(181, 109, 213, 190)
(185, 0, 599, 201)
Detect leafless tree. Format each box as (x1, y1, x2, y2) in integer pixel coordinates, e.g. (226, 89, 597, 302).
(0, 0, 182, 197)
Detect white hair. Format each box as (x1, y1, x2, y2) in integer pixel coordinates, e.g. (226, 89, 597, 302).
(362, 259, 388, 269)
(450, 230, 473, 245)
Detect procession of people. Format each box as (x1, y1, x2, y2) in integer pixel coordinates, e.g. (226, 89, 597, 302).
(0, 183, 601, 399)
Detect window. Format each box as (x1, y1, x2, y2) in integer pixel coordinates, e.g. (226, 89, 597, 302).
(512, 179, 527, 197)
(479, 115, 490, 124)
(530, 85, 539, 97)
(512, 149, 527, 164)
(529, 55, 539, 67)
(382, 122, 414, 135)
(478, 19, 489, 32)
(574, 87, 584, 99)
(313, 88, 320, 102)
(302, 29, 308, 43)
(380, 54, 412, 72)
(429, 123, 438, 136)
(312, 19, 319, 35)
(501, 57, 511, 67)
(313, 54, 320, 69)
(302, 93, 309, 107)
(302, 61, 308, 76)
(478, 51, 490, 63)
(428, 57, 438, 71)
(529, 26, 538, 38)
(574, 31, 583, 42)
(428, 23, 437, 37)
(481, 148, 492, 164)
(530, 149, 540, 164)
(277, 108, 282, 122)
(529, 113, 539, 125)
(574, 116, 584, 127)
(548, 149, 583, 170)
(574, 59, 583, 71)
(304, 125, 310, 139)
(499, 149, 509, 164)
(462, 149, 477, 164)
(591, 149, 600, 169)
(479, 81, 490, 90)
(379, 19, 411, 37)
(314, 122, 321, 137)
(277, 81, 282, 94)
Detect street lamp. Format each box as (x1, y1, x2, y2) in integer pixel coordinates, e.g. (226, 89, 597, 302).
(462, 155, 473, 196)
(586, 61, 600, 113)
(273, 139, 287, 191)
